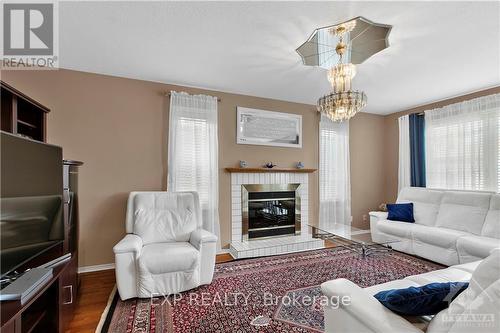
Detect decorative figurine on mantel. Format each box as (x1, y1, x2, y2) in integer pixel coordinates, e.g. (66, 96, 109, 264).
(239, 160, 247, 168)
(296, 161, 304, 169)
(264, 162, 276, 169)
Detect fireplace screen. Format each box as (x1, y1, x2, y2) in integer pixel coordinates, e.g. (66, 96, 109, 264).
(242, 184, 301, 240)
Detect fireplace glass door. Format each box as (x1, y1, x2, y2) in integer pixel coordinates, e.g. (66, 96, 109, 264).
(247, 191, 296, 239)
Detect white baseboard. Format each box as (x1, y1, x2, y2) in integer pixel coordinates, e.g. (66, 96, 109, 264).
(78, 263, 115, 274)
(78, 250, 230, 274)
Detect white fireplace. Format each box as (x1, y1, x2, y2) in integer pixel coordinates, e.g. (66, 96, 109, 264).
(227, 168, 324, 259)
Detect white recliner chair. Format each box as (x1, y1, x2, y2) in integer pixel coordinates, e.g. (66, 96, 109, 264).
(113, 191, 217, 300)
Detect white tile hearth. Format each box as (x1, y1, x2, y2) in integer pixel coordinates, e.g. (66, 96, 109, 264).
(229, 234, 324, 259)
(229, 171, 320, 259)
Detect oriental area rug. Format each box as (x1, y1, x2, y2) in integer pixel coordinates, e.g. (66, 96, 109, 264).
(97, 247, 443, 332)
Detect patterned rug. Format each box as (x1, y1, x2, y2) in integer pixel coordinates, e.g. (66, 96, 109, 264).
(98, 247, 443, 332)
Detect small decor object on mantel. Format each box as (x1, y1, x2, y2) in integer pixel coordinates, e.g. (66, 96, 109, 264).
(296, 161, 305, 169)
(239, 160, 247, 168)
(237, 107, 302, 148)
(264, 162, 276, 169)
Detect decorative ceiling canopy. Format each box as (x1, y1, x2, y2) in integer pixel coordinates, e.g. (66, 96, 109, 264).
(296, 16, 392, 68)
(297, 17, 391, 122)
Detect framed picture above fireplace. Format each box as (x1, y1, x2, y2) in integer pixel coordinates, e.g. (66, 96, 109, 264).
(236, 107, 302, 148)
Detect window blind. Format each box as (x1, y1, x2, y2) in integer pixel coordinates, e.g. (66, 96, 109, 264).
(425, 93, 500, 192)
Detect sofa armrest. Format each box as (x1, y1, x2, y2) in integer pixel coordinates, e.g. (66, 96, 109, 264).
(321, 279, 422, 333)
(190, 229, 217, 285)
(113, 234, 143, 254)
(190, 229, 217, 250)
(369, 211, 388, 222)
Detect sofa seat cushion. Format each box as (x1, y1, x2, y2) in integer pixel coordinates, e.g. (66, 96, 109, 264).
(412, 225, 468, 248)
(451, 260, 482, 274)
(456, 236, 500, 260)
(139, 242, 199, 274)
(376, 220, 415, 238)
(405, 267, 472, 285)
(365, 279, 419, 295)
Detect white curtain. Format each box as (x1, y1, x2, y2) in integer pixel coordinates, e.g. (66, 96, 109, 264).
(398, 115, 411, 192)
(425, 93, 500, 192)
(319, 115, 351, 229)
(168, 91, 220, 247)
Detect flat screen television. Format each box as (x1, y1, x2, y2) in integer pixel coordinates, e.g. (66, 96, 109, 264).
(1, 131, 64, 281)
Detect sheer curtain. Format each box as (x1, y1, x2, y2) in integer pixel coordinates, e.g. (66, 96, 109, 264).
(425, 93, 500, 192)
(398, 115, 411, 192)
(319, 115, 351, 229)
(168, 91, 220, 248)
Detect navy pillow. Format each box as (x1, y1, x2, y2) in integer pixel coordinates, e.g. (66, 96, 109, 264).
(387, 203, 415, 223)
(374, 282, 469, 316)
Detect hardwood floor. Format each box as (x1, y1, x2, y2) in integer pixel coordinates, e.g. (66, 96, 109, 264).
(65, 270, 116, 333)
(66, 253, 235, 333)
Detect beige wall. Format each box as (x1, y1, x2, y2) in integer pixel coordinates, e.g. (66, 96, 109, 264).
(2, 69, 385, 267)
(383, 86, 500, 203)
(350, 113, 387, 228)
(4, 68, 496, 267)
(3, 69, 318, 266)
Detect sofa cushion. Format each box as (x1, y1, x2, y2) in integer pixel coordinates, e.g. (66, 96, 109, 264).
(376, 220, 414, 238)
(451, 260, 482, 274)
(365, 279, 419, 295)
(132, 192, 197, 244)
(412, 225, 468, 248)
(429, 249, 500, 333)
(405, 267, 472, 285)
(387, 203, 415, 223)
(374, 282, 469, 316)
(481, 194, 500, 239)
(397, 187, 444, 226)
(456, 235, 500, 261)
(435, 191, 491, 235)
(139, 242, 199, 274)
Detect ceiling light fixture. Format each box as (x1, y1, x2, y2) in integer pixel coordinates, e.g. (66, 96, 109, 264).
(296, 17, 391, 122)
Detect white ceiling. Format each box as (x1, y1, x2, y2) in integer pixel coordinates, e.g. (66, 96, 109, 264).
(59, 1, 500, 115)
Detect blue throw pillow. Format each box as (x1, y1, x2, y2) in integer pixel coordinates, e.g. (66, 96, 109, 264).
(387, 203, 415, 223)
(374, 282, 469, 316)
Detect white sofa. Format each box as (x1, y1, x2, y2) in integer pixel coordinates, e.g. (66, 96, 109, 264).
(113, 191, 217, 300)
(321, 249, 500, 333)
(370, 187, 500, 266)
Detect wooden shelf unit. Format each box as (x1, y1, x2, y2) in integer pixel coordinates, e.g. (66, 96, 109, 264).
(1, 81, 49, 142)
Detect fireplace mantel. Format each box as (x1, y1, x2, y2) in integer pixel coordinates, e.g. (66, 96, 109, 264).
(225, 167, 317, 173)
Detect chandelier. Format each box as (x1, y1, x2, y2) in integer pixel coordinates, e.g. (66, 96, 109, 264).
(296, 17, 391, 122)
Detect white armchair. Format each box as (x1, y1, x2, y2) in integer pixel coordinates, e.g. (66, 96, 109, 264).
(113, 191, 217, 300)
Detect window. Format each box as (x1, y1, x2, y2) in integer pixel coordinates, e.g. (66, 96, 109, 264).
(425, 94, 500, 192)
(319, 115, 351, 228)
(167, 91, 220, 243)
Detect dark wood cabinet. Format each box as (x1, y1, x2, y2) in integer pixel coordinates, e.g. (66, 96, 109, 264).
(0, 81, 49, 142)
(0, 83, 83, 333)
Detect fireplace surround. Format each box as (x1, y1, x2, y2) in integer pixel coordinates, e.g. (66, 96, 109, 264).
(227, 170, 322, 259)
(242, 184, 301, 241)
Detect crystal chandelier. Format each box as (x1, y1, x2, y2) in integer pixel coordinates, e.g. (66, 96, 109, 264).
(296, 17, 391, 122)
(317, 24, 366, 122)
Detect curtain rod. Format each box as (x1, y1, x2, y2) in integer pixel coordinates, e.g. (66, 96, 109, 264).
(165, 91, 221, 102)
